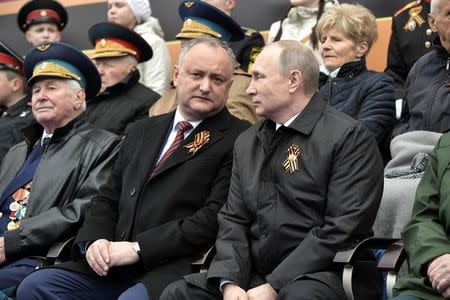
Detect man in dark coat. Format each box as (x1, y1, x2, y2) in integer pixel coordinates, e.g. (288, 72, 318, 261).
(0, 41, 34, 163)
(161, 41, 384, 300)
(18, 36, 249, 300)
(392, 0, 450, 137)
(0, 42, 120, 291)
(85, 22, 160, 135)
(385, 0, 435, 100)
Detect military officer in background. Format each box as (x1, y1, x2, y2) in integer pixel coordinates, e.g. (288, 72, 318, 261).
(0, 41, 34, 163)
(17, 0, 68, 47)
(84, 22, 161, 135)
(385, 0, 435, 101)
(149, 0, 259, 124)
(202, 0, 265, 74)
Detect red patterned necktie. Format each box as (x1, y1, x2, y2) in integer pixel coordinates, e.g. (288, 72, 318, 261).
(151, 121, 192, 177)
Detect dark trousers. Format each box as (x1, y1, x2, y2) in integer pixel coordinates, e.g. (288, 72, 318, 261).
(161, 276, 346, 300)
(0, 258, 39, 290)
(16, 268, 149, 300)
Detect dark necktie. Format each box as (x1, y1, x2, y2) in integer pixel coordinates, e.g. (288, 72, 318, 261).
(151, 121, 192, 177)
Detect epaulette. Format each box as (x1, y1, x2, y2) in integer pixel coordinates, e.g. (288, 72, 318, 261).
(242, 26, 257, 37)
(394, 0, 421, 17)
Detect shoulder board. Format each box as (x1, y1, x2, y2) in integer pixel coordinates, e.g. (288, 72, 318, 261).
(241, 26, 257, 37)
(394, 0, 421, 17)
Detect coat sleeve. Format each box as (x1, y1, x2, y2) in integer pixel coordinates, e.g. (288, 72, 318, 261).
(265, 124, 384, 291)
(400, 136, 450, 278)
(205, 143, 253, 288)
(355, 73, 396, 143)
(135, 147, 235, 270)
(3, 136, 121, 259)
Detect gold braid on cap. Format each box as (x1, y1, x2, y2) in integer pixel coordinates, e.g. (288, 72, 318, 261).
(32, 61, 81, 81)
(176, 19, 222, 39)
(92, 39, 137, 59)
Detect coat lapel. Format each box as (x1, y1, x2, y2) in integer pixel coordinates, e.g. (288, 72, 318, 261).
(151, 109, 230, 178)
(137, 112, 175, 185)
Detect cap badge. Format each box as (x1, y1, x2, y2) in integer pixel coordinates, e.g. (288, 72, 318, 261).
(36, 44, 51, 52)
(184, 2, 195, 8)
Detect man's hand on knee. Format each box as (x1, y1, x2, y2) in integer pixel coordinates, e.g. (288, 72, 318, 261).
(247, 283, 277, 300)
(223, 283, 248, 300)
(86, 239, 111, 276)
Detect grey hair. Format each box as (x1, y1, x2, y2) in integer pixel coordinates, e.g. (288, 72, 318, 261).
(178, 36, 236, 74)
(271, 40, 319, 96)
(65, 79, 87, 112)
(123, 54, 138, 67)
(430, 0, 440, 14)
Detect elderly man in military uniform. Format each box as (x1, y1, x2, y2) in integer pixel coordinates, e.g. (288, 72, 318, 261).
(85, 22, 161, 135)
(393, 0, 450, 137)
(0, 41, 34, 163)
(385, 0, 435, 101)
(149, 0, 259, 124)
(202, 0, 264, 74)
(17, 0, 67, 46)
(0, 42, 120, 291)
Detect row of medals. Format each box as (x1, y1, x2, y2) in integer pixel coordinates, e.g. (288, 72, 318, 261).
(5, 184, 31, 231)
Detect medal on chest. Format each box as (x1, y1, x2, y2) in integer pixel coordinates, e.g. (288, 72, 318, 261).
(282, 144, 301, 173)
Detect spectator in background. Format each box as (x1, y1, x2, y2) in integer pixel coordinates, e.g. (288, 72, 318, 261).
(385, 0, 435, 103)
(85, 22, 160, 135)
(0, 41, 34, 163)
(202, 0, 265, 74)
(149, 0, 259, 124)
(17, 0, 67, 46)
(268, 0, 338, 63)
(108, 0, 171, 95)
(317, 3, 395, 147)
(392, 0, 450, 137)
(0, 41, 120, 293)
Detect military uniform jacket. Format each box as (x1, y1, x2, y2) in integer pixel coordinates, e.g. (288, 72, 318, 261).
(230, 27, 264, 74)
(0, 116, 120, 260)
(0, 97, 34, 163)
(59, 108, 249, 298)
(385, 0, 435, 99)
(85, 70, 160, 135)
(203, 94, 384, 292)
(394, 133, 450, 299)
(393, 38, 450, 137)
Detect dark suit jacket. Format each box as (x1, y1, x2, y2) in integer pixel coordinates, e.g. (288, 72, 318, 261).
(58, 108, 249, 298)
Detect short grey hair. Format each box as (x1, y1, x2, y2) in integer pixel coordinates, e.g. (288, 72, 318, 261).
(65, 79, 87, 112)
(271, 40, 319, 96)
(178, 36, 236, 74)
(430, 0, 441, 14)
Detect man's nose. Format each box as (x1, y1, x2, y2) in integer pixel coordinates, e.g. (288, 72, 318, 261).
(199, 78, 211, 93)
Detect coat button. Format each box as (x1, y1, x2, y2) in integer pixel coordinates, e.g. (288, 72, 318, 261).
(120, 232, 126, 239)
(425, 41, 431, 48)
(426, 29, 432, 36)
(130, 188, 136, 196)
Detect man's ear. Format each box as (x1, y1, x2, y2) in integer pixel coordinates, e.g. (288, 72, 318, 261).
(356, 42, 369, 58)
(10, 78, 22, 93)
(172, 65, 180, 87)
(226, 0, 236, 10)
(74, 89, 86, 110)
(25, 31, 33, 44)
(428, 13, 438, 32)
(288, 70, 302, 93)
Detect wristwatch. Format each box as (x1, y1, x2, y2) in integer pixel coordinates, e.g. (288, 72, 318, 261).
(133, 242, 141, 257)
